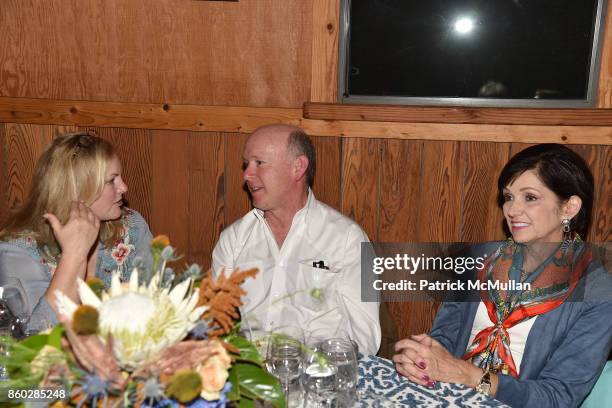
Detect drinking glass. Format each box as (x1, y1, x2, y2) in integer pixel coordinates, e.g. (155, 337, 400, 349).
(320, 339, 358, 407)
(265, 326, 304, 407)
(302, 342, 339, 408)
(0, 278, 30, 380)
(0, 278, 30, 339)
(307, 328, 359, 358)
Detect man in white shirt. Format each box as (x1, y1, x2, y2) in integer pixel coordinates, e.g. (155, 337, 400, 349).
(212, 124, 381, 355)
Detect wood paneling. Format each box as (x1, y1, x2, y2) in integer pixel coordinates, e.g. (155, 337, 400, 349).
(310, 136, 342, 210)
(0, 124, 75, 224)
(305, 103, 612, 126)
(310, 0, 340, 103)
(0, 0, 312, 107)
(151, 130, 190, 255)
(378, 140, 422, 242)
(223, 132, 251, 228)
(341, 138, 380, 240)
(595, 147, 611, 242)
(301, 118, 612, 145)
(0, 97, 302, 132)
(188, 132, 225, 269)
(2, 97, 612, 145)
(459, 143, 510, 242)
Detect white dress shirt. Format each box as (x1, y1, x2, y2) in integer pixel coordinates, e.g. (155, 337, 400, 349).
(212, 191, 381, 355)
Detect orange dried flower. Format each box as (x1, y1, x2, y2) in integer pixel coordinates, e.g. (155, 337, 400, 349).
(151, 235, 170, 251)
(198, 268, 259, 337)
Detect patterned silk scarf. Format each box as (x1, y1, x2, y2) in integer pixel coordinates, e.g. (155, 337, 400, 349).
(463, 235, 592, 376)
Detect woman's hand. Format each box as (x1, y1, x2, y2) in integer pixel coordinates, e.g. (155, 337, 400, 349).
(43, 201, 100, 260)
(393, 334, 483, 388)
(43, 201, 100, 305)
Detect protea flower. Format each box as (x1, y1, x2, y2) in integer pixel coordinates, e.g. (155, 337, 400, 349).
(55, 270, 208, 370)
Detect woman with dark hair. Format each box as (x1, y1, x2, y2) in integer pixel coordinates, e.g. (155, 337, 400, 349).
(393, 144, 612, 407)
(0, 132, 153, 324)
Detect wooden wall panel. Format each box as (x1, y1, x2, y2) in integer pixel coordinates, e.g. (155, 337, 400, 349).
(150, 130, 189, 255)
(188, 132, 225, 269)
(0, 124, 72, 221)
(378, 139, 423, 342)
(417, 141, 463, 242)
(459, 142, 509, 242)
(0, 0, 313, 107)
(223, 132, 251, 227)
(378, 140, 422, 242)
(310, 136, 342, 210)
(571, 145, 603, 243)
(341, 138, 380, 240)
(594, 147, 611, 243)
(310, 0, 340, 103)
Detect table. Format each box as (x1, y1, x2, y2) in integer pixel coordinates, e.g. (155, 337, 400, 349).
(356, 355, 509, 407)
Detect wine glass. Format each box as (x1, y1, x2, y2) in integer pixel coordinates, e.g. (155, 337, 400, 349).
(265, 325, 304, 407)
(320, 338, 358, 407)
(302, 340, 339, 408)
(0, 278, 30, 339)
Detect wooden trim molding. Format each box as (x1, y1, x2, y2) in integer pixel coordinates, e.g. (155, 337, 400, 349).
(304, 102, 612, 127)
(1, 97, 611, 144)
(301, 119, 612, 145)
(0, 97, 302, 133)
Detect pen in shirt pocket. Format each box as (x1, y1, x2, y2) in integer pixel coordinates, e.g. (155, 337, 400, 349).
(299, 258, 336, 272)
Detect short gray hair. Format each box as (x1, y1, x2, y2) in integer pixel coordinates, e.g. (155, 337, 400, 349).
(287, 129, 316, 187)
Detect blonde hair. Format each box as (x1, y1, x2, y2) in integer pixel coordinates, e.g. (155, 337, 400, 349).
(0, 132, 123, 258)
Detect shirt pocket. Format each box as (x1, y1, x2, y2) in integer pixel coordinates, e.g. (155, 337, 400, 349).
(296, 261, 338, 312)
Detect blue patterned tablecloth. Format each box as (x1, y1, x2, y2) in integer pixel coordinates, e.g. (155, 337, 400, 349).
(356, 355, 509, 407)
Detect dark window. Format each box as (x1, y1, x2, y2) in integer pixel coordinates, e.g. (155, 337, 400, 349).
(341, 0, 606, 107)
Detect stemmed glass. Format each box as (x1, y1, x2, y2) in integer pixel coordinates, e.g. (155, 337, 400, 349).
(0, 278, 30, 339)
(301, 341, 339, 408)
(0, 278, 30, 380)
(265, 326, 304, 408)
(320, 338, 358, 407)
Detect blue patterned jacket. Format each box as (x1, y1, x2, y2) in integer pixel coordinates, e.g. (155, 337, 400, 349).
(0, 208, 153, 324)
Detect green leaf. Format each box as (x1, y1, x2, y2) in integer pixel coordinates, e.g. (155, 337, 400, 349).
(46, 325, 64, 348)
(238, 397, 255, 408)
(224, 335, 263, 365)
(227, 365, 241, 401)
(236, 362, 285, 408)
(19, 334, 48, 353)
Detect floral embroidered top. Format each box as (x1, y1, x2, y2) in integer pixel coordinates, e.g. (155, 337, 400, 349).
(0, 208, 153, 323)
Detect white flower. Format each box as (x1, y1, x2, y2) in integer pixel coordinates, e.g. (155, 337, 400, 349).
(55, 270, 208, 370)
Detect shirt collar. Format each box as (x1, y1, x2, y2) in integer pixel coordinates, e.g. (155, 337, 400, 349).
(252, 188, 315, 224)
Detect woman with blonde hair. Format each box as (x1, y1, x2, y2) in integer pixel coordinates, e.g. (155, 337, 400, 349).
(0, 132, 152, 324)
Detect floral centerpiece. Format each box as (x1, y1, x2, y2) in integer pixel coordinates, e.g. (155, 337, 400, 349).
(0, 236, 284, 407)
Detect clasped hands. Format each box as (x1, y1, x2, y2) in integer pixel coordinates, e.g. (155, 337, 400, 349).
(393, 334, 473, 389)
